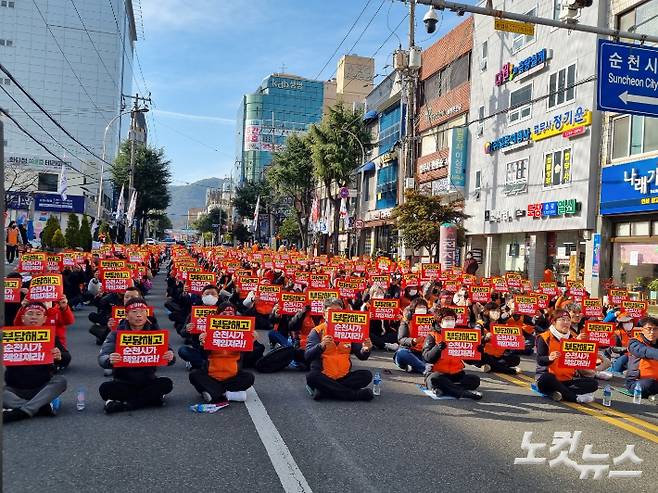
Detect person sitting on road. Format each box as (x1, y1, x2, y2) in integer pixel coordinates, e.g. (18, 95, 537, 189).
(395, 297, 432, 374)
(607, 312, 634, 374)
(423, 307, 483, 400)
(178, 284, 220, 370)
(91, 286, 155, 345)
(98, 297, 175, 414)
(188, 303, 256, 407)
(625, 316, 658, 399)
(469, 302, 522, 375)
(535, 309, 598, 403)
(3, 302, 67, 423)
(305, 298, 374, 401)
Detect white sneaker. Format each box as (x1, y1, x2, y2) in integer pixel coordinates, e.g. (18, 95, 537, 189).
(225, 391, 247, 402)
(424, 363, 433, 376)
(481, 364, 492, 373)
(512, 367, 522, 375)
(384, 343, 399, 352)
(576, 393, 595, 404)
(201, 391, 213, 403)
(596, 371, 613, 381)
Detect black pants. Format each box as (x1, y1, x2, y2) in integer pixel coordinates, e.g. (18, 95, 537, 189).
(370, 330, 398, 350)
(255, 346, 295, 373)
(242, 341, 265, 369)
(427, 371, 480, 398)
(189, 369, 254, 402)
(56, 349, 72, 370)
(6, 245, 18, 263)
(468, 353, 521, 375)
(306, 370, 372, 401)
(89, 324, 110, 345)
(254, 313, 272, 332)
(99, 377, 173, 409)
(536, 373, 598, 402)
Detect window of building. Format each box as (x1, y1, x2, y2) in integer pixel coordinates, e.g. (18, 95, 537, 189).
(611, 115, 658, 159)
(0, 39, 13, 47)
(449, 53, 470, 89)
(619, 2, 658, 46)
(631, 221, 651, 236)
(474, 170, 481, 190)
(548, 63, 576, 109)
(419, 113, 467, 157)
(512, 7, 536, 53)
(508, 84, 532, 124)
(506, 158, 528, 185)
(616, 223, 631, 237)
(363, 171, 371, 202)
(420, 52, 472, 105)
(653, 221, 658, 236)
(482, 41, 487, 62)
(38, 173, 58, 192)
(543, 147, 572, 188)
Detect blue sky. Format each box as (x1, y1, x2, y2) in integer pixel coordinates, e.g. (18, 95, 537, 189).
(138, 0, 475, 184)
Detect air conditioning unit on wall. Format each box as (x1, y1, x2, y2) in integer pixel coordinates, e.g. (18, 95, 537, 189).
(404, 177, 415, 189)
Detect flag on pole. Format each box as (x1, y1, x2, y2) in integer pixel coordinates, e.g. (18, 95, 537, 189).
(126, 190, 137, 223)
(252, 195, 260, 233)
(57, 164, 68, 200)
(115, 184, 125, 220)
(310, 197, 319, 225)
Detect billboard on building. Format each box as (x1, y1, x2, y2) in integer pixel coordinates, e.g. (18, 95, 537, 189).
(600, 157, 658, 215)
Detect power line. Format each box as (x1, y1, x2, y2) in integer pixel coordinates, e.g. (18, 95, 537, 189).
(314, 0, 373, 80)
(30, 0, 111, 126)
(157, 119, 222, 153)
(345, 0, 388, 58)
(372, 12, 409, 57)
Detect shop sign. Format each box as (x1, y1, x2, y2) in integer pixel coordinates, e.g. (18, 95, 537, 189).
(425, 104, 462, 124)
(485, 200, 580, 223)
(449, 127, 468, 190)
(34, 193, 85, 214)
(419, 157, 447, 174)
(495, 48, 549, 86)
(600, 157, 658, 215)
(6, 154, 71, 171)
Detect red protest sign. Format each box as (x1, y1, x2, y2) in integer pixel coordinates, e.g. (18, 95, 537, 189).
(257, 284, 282, 304)
(309, 274, 330, 289)
(280, 292, 308, 315)
(99, 259, 127, 270)
(370, 299, 400, 321)
(534, 292, 549, 310)
(514, 295, 538, 316)
(539, 282, 559, 297)
(18, 252, 46, 273)
(581, 298, 603, 318)
(469, 285, 491, 304)
(101, 270, 133, 293)
(447, 306, 469, 327)
(558, 340, 598, 370)
(190, 306, 218, 334)
(27, 274, 64, 302)
(2, 326, 55, 366)
(411, 315, 435, 340)
(307, 289, 340, 316)
(490, 324, 525, 350)
(370, 274, 390, 289)
(420, 263, 441, 281)
(608, 289, 629, 306)
(492, 277, 508, 293)
(114, 330, 169, 367)
(335, 279, 360, 299)
(294, 272, 310, 286)
(622, 300, 648, 320)
(442, 329, 481, 360)
(4, 278, 21, 303)
(237, 276, 259, 293)
(461, 274, 477, 286)
(584, 321, 615, 347)
(506, 277, 523, 290)
(567, 281, 586, 298)
(187, 272, 217, 295)
(204, 316, 255, 352)
(326, 310, 370, 343)
(46, 254, 63, 273)
(443, 280, 460, 293)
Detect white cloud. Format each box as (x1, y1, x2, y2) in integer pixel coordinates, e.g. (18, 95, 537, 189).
(154, 109, 235, 125)
(141, 0, 241, 32)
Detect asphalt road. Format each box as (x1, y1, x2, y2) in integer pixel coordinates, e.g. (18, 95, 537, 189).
(4, 272, 658, 492)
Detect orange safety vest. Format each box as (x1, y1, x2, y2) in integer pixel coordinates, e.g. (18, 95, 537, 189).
(539, 331, 576, 382)
(614, 328, 630, 348)
(208, 351, 240, 381)
(299, 314, 317, 348)
(7, 228, 19, 246)
(634, 337, 658, 379)
(255, 299, 275, 316)
(507, 316, 534, 336)
(429, 329, 464, 375)
(315, 323, 352, 380)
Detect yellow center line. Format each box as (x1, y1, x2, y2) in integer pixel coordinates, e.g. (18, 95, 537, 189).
(492, 372, 658, 444)
(588, 402, 658, 434)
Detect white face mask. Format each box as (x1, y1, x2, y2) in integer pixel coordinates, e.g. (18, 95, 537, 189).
(202, 294, 218, 306)
(408, 290, 418, 297)
(622, 322, 634, 331)
(489, 311, 501, 321)
(373, 293, 385, 300)
(441, 319, 456, 329)
(415, 307, 428, 315)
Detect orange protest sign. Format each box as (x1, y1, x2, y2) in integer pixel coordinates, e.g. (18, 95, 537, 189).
(326, 310, 370, 343)
(27, 274, 64, 302)
(490, 324, 525, 350)
(2, 326, 55, 366)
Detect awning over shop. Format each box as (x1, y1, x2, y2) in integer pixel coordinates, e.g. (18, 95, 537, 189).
(357, 161, 376, 173)
(363, 110, 378, 121)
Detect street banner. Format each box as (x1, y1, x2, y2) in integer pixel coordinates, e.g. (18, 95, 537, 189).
(2, 326, 55, 366)
(190, 306, 218, 334)
(370, 299, 400, 321)
(187, 272, 217, 295)
(280, 292, 308, 315)
(469, 286, 491, 303)
(257, 284, 282, 304)
(581, 298, 603, 318)
(622, 300, 648, 320)
(4, 278, 21, 303)
(307, 289, 340, 316)
(490, 324, 525, 350)
(27, 274, 64, 302)
(558, 340, 598, 370)
(410, 315, 436, 340)
(114, 330, 169, 367)
(204, 316, 255, 352)
(326, 310, 369, 343)
(584, 321, 615, 347)
(514, 295, 538, 316)
(101, 270, 132, 293)
(442, 329, 481, 360)
(18, 252, 46, 273)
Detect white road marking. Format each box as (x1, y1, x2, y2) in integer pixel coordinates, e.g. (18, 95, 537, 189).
(245, 387, 313, 493)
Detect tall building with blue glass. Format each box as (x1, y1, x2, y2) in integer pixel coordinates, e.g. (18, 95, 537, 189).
(236, 74, 325, 183)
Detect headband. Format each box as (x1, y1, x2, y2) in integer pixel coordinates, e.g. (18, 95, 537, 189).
(24, 303, 47, 314)
(126, 302, 148, 312)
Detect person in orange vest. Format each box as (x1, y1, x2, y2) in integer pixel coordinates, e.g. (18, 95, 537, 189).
(543, 265, 555, 283)
(423, 307, 482, 400)
(471, 303, 522, 375)
(5, 220, 22, 264)
(625, 316, 658, 398)
(304, 298, 374, 401)
(607, 312, 634, 374)
(535, 309, 598, 402)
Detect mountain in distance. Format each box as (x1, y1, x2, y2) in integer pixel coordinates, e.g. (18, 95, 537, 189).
(167, 177, 225, 229)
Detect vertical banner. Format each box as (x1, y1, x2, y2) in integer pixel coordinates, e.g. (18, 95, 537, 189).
(449, 127, 468, 190)
(591, 233, 601, 278)
(439, 223, 458, 270)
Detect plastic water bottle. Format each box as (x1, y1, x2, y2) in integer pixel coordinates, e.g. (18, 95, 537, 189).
(373, 371, 382, 396)
(76, 386, 86, 411)
(189, 403, 218, 413)
(602, 385, 612, 407)
(633, 382, 643, 404)
(287, 336, 294, 347)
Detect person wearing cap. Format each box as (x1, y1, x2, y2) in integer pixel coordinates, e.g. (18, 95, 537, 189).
(625, 316, 658, 398)
(305, 298, 374, 401)
(98, 297, 175, 414)
(423, 307, 483, 400)
(3, 302, 67, 423)
(535, 309, 598, 403)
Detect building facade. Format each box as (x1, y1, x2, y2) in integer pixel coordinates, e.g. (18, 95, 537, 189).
(596, 0, 658, 297)
(1, 0, 136, 237)
(464, 1, 606, 287)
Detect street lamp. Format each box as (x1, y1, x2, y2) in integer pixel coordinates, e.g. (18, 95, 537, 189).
(341, 127, 367, 258)
(96, 107, 149, 223)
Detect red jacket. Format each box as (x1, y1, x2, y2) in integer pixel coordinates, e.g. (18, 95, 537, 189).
(14, 305, 75, 349)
